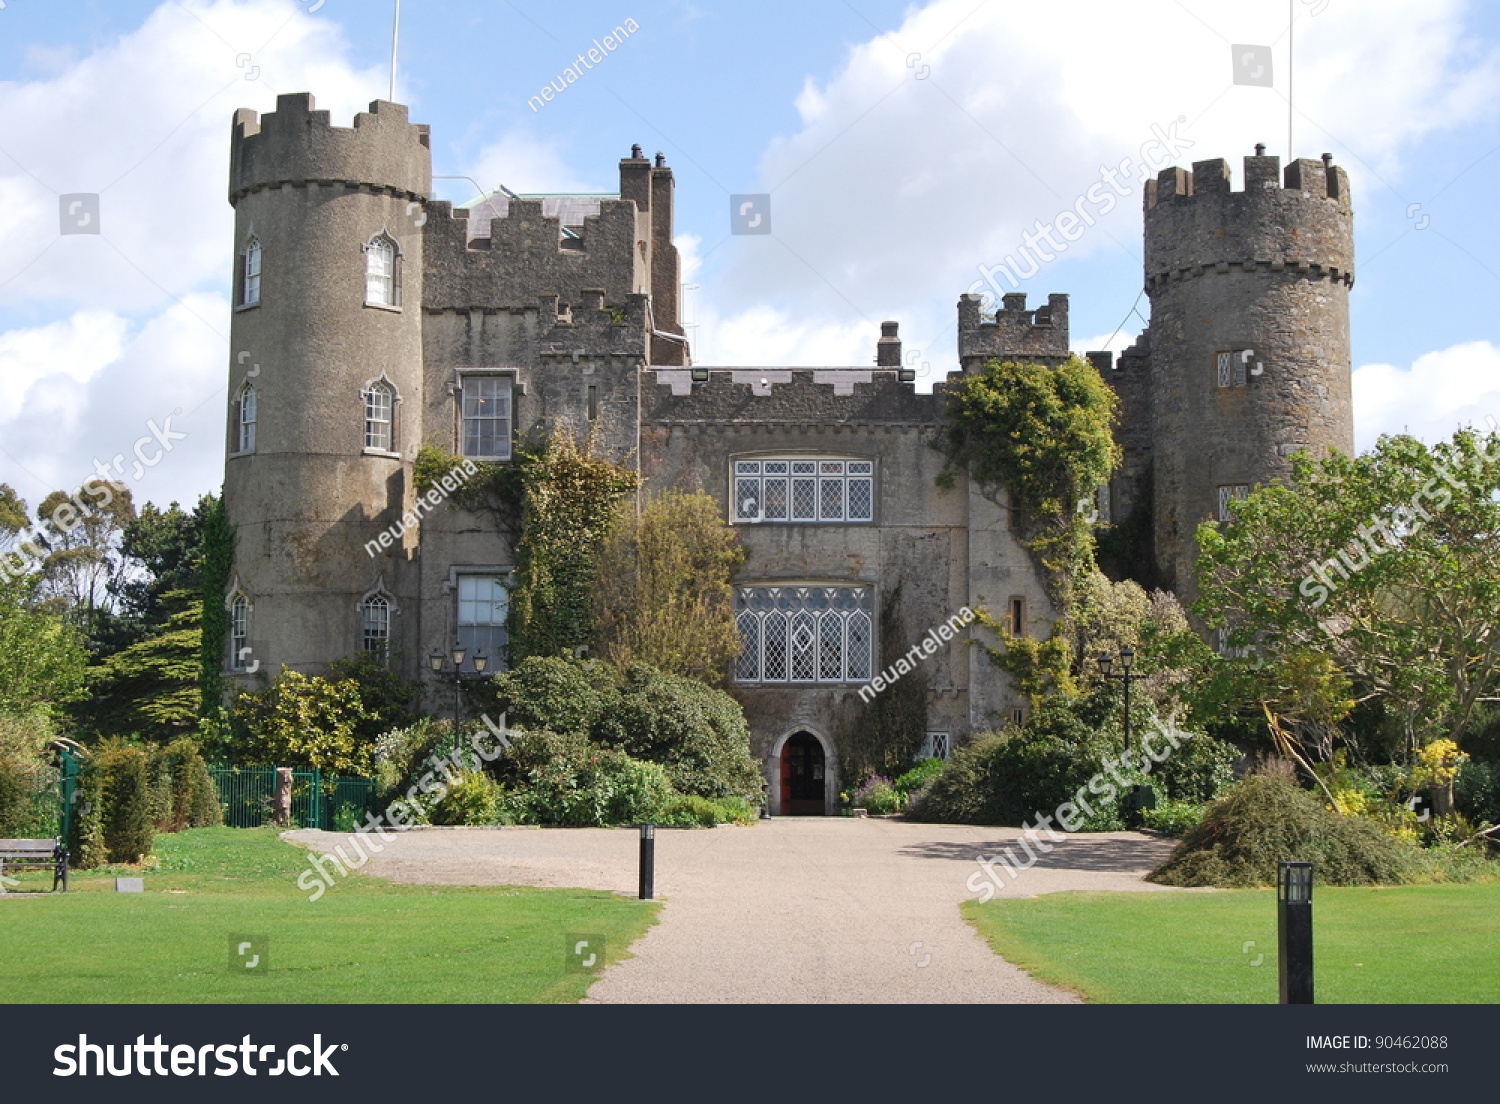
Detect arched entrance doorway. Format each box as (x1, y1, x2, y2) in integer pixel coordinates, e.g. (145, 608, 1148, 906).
(780, 731, 827, 816)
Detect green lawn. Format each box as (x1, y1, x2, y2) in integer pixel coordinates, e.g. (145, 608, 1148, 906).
(0, 828, 657, 1003)
(963, 883, 1500, 1003)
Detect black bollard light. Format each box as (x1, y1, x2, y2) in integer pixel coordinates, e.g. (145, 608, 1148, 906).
(1278, 861, 1314, 1004)
(638, 823, 655, 900)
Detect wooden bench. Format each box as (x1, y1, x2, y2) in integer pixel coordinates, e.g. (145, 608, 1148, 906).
(0, 838, 68, 892)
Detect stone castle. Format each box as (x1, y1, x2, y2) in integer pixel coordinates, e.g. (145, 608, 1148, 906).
(221, 95, 1354, 813)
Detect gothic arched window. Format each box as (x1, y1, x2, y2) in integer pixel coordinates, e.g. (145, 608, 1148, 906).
(364, 233, 400, 307)
(365, 380, 396, 452)
(235, 384, 257, 454)
(242, 237, 262, 306)
(362, 594, 391, 661)
(229, 593, 250, 671)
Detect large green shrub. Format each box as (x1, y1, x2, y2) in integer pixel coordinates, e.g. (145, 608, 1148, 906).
(490, 656, 618, 737)
(93, 739, 155, 864)
(231, 668, 372, 774)
(1149, 775, 1415, 888)
(1150, 730, 1238, 803)
(1456, 759, 1500, 827)
(910, 698, 1136, 828)
(591, 664, 762, 803)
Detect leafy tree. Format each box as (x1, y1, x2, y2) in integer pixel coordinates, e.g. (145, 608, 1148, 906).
(34, 484, 135, 642)
(230, 668, 373, 775)
(0, 574, 89, 718)
(79, 590, 203, 739)
(1192, 427, 1500, 757)
(0, 483, 27, 539)
(592, 489, 746, 684)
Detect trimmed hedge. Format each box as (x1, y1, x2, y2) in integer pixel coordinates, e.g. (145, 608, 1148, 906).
(93, 740, 155, 864)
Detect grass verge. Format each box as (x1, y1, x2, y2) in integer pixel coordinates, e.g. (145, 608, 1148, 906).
(962, 883, 1500, 1003)
(0, 827, 657, 1003)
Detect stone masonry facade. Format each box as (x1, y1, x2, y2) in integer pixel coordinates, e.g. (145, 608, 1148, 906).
(222, 96, 1354, 812)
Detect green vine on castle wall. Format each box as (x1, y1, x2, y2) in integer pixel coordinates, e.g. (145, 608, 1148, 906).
(936, 356, 1120, 694)
(508, 431, 639, 663)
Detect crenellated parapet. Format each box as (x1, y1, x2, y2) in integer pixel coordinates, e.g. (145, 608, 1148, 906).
(1144, 153, 1354, 291)
(229, 94, 431, 205)
(422, 196, 645, 311)
(642, 368, 943, 427)
(956, 292, 1071, 373)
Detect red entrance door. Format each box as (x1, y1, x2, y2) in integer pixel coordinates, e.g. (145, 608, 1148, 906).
(780, 732, 825, 815)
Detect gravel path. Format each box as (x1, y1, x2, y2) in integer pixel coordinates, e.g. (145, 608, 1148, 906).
(288, 818, 1179, 1004)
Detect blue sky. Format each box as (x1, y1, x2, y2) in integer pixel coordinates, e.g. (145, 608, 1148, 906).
(1, 0, 1499, 515)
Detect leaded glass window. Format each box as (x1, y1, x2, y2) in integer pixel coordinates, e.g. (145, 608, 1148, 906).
(732, 458, 874, 524)
(734, 585, 874, 684)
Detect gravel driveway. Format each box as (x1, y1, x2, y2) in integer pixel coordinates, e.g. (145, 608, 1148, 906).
(288, 818, 1179, 1004)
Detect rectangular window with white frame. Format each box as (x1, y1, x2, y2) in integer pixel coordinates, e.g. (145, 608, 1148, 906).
(460, 377, 513, 460)
(733, 458, 873, 524)
(456, 574, 509, 672)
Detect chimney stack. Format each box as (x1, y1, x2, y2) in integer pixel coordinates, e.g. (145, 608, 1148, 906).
(877, 321, 902, 367)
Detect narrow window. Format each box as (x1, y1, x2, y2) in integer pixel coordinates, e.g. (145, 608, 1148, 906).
(1011, 708, 1026, 727)
(457, 575, 509, 671)
(365, 381, 395, 451)
(242, 238, 262, 306)
(362, 595, 390, 661)
(587, 384, 599, 422)
(1218, 484, 1249, 522)
(1217, 351, 1249, 388)
(236, 385, 257, 454)
(460, 377, 513, 460)
(365, 235, 399, 306)
(229, 595, 249, 671)
(1008, 596, 1026, 637)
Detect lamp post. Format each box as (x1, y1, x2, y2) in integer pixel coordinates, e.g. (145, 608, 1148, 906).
(429, 643, 488, 743)
(1278, 861, 1314, 1004)
(1097, 646, 1153, 820)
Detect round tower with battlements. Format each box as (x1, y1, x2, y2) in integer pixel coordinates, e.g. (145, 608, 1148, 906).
(223, 94, 431, 678)
(1142, 149, 1355, 599)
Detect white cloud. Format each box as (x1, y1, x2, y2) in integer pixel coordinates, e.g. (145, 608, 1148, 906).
(462, 131, 606, 199)
(0, 296, 229, 513)
(0, 0, 390, 510)
(697, 0, 1499, 373)
(1353, 341, 1500, 452)
(0, 0, 385, 314)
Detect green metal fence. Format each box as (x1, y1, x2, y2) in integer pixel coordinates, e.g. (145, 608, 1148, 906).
(207, 766, 379, 830)
(4, 762, 62, 839)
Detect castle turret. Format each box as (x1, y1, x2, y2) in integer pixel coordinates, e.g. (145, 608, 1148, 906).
(223, 94, 431, 677)
(1142, 149, 1354, 597)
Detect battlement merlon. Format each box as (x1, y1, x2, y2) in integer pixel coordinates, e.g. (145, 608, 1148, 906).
(230, 94, 432, 204)
(956, 292, 1072, 371)
(1143, 153, 1354, 285)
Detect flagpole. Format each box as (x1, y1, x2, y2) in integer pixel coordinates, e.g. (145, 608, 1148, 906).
(1288, 0, 1294, 160)
(390, 0, 401, 102)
